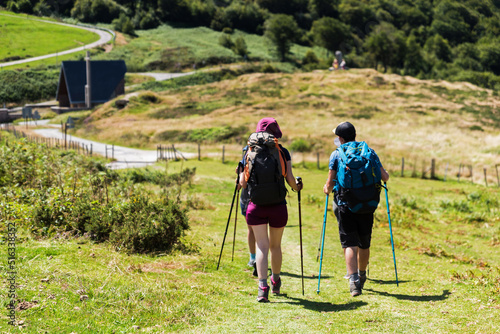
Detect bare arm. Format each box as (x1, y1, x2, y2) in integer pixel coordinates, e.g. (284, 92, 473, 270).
(381, 166, 389, 182)
(285, 160, 303, 191)
(323, 169, 336, 194)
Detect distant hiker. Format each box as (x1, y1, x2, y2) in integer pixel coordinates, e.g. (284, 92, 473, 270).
(330, 58, 339, 71)
(323, 121, 389, 296)
(239, 117, 303, 302)
(340, 58, 346, 70)
(236, 146, 257, 276)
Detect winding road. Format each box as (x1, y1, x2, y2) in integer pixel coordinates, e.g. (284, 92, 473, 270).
(0, 12, 114, 68)
(27, 121, 196, 169)
(3, 14, 198, 169)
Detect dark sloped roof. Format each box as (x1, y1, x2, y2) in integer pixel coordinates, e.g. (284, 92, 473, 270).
(57, 60, 127, 104)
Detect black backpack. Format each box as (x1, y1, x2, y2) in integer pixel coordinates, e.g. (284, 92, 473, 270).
(245, 132, 287, 206)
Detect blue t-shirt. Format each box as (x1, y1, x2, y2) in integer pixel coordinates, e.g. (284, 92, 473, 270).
(328, 142, 383, 205)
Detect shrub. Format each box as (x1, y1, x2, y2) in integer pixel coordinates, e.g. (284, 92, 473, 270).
(156, 126, 248, 143)
(109, 195, 189, 253)
(302, 50, 319, 65)
(290, 138, 312, 152)
(113, 13, 135, 36)
(232, 36, 248, 57)
(0, 70, 58, 104)
(219, 33, 234, 49)
(138, 91, 160, 103)
(2, 136, 193, 254)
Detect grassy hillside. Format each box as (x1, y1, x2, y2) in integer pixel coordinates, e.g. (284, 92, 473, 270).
(93, 24, 327, 72)
(0, 11, 99, 63)
(73, 68, 500, 184)
(1, 141, 499, 332)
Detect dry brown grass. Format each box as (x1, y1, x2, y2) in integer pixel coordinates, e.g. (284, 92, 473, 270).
(76, 69, 500, 177)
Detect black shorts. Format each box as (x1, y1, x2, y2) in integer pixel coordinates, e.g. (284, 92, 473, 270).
(334, 202, 373, 249)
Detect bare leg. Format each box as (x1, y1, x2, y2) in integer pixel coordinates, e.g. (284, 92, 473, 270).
(358, 248, 370, 272)
(248, 225, 256, 255)
(269, 227, 285, 275)
(344, 246, 359, 275)
(251, 224, 269, 281)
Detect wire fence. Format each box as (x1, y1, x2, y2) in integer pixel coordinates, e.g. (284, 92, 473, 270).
(0, 123, 94, 156)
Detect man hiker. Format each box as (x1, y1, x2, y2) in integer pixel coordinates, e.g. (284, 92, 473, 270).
(239, 117, 303, 302)
(323, 121, 389, 296)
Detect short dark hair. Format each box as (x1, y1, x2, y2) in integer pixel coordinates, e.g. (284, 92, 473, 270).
(334, 122, 356, 142)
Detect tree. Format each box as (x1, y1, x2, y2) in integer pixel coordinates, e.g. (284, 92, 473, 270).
(113, 13, 135, 35)
(34, 0, 52, 16)
(424, 34, 452, 62)
(233, 36, 249, 57)
(338, 0, 376, 36)
(310, 17, 350, 54)
(478, 39, 500, 75)
(364, 22, 406, 73)
(431, 0, 478, 45)
(264, 14, 300, 61)
(404, 34, 426, 76)
(452, 43, 482, 71)
(71, 0, 121, 23)
(308, 0, 338, 19)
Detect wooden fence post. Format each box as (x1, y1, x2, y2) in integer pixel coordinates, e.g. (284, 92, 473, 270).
(198, 142, 201, 161)
(222, 145, 225, 164)
(172, 144, 177, 160)
(484, 168, 488, 187)
(401, 157, 405, 177)
(431, 159, 436, 179)
(317, 152, 320, 169)
(496, 164, 500, 187)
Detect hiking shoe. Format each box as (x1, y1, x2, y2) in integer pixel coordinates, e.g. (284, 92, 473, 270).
(359, 273, 367, 290)
(270, 276, 281, 294)
(257, 286, 269, 303)
(349, 279, 362, 297)
(252, 261, 258, 277)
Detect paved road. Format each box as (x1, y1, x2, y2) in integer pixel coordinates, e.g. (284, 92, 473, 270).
(0, 13, 114, 68)
(32, 127, 197, 169)
(137, 72, 195, 81)
(33, 128, 156, 169)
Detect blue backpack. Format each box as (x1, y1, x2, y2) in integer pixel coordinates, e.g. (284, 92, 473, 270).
(335, 141, 382, 214)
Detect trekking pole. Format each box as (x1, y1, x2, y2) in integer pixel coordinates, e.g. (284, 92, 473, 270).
(384, 182, 399, 287)
(217, 174, 240, 270)
(231, 187, 240, 262)
(316, 197, 327, 262)
(296, 177, 304, 296)
(317, 194, 329, 294)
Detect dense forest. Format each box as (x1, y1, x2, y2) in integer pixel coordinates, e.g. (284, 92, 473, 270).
(3, 0, 500, 89)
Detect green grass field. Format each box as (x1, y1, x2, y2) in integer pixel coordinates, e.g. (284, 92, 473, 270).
(0, 11, 99, 63)
(95, 24, 327, 72)
(1, 156, 498, 333)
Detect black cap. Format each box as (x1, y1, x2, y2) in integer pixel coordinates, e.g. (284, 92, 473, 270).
(333, 122, 356, 141)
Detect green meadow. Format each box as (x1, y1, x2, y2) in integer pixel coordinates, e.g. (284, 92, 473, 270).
(0, 11, 99, 64)
(0, 141, 499, 332)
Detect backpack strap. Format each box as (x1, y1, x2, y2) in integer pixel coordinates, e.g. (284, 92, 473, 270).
(244, 148, 252, 182)
(274, 138, 287, 178)
(337, 145, 348, 164)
